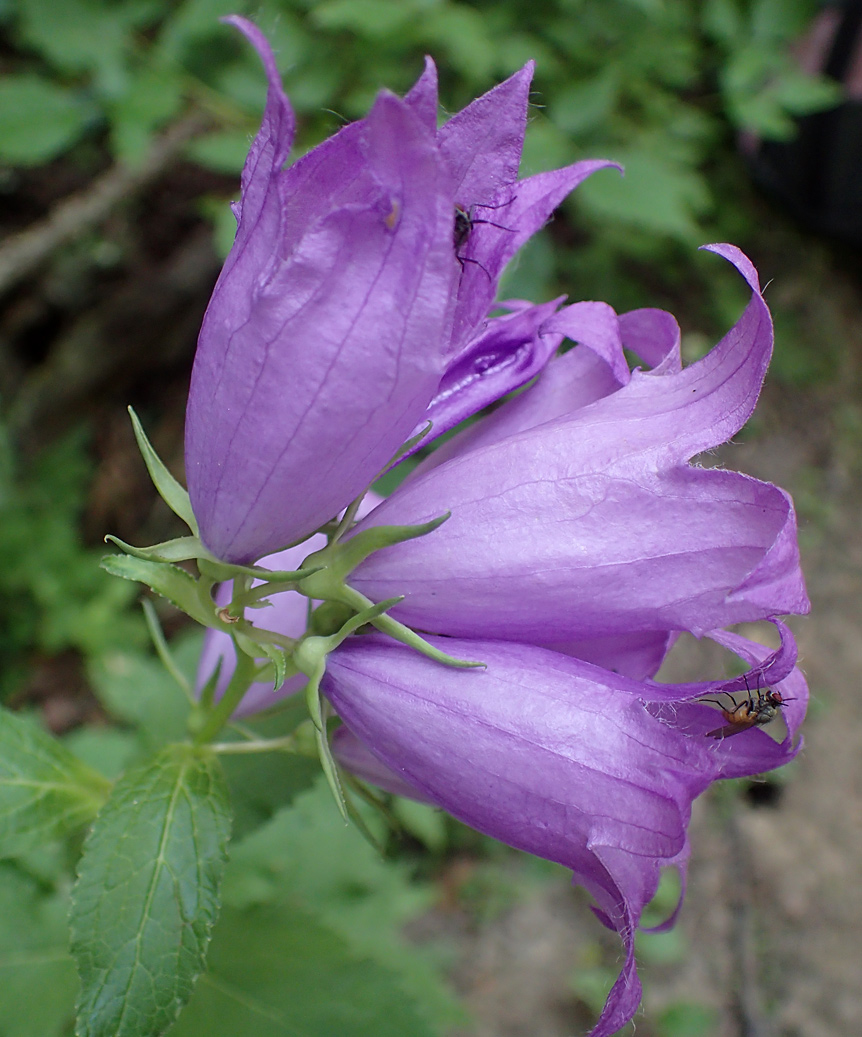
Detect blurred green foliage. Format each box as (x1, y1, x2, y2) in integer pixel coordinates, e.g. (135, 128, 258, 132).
(0, 426, 146, 701)
(0, 0, 837, 311)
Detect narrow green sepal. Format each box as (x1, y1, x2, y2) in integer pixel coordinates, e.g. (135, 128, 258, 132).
(298, 515, 449, 602)
(197, 555, 323, 586)
(128, 406, 198, 534)
(315, 721, 349, 823)
(334, 513, 450, 574)
(386, 420, 432, 469)
(106, 533, 207, 564)
(258, 642, 289, 692)
(100, 554, 217, 628)
(141, 598, 193, 701)
(370, 610, 485, 669)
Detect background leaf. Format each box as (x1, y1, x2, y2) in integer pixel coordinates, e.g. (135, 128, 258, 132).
(171, 900, 442, 1037)
(0, 861, 78, 1037)
(70, 744, 232, 1037)
(0, 708, 109, 858)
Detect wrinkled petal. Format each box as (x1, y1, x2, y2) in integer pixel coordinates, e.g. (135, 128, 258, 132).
(350, 246, 809, 641)
(186, 24, 456, 564)
(403, 55, 439, 131)
(322, 633, 797, 1035)
(411, 299, 630, 470)
(404, 296, 564, 455)
(620, 307, 682, 374)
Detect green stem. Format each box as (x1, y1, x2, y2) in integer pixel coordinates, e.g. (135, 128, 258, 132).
(211, 736, 303, 754)
(192, 649, 257, 745)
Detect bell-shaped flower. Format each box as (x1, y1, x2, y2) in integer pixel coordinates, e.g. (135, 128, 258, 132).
(348, 245, 810, 643)
(185, 19, 617, 564)
(185, 18, 458, 564)
(321, 626, 807, 1037)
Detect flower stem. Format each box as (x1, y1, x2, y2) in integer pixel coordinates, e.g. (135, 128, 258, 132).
(192, 648, 257, 744)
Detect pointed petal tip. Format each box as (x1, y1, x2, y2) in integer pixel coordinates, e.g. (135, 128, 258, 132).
(700, 243, 762, 295)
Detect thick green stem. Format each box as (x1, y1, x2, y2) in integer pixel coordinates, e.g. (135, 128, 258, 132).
(192, 649, 257, 744)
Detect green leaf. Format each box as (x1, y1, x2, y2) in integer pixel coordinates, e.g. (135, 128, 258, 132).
(70, 744, 232, 1037)
(0, 862, 78, 1037)
(87, 646, 191, 755)
(171, 901, 441, 1037)
(0, 708, 109, 858)
(0, 74, 95, 165)
(217, 781, 463, 1030)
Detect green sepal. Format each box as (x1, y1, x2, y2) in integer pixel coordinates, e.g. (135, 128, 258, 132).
(106, 533, 209, 564)
(128, 406, 198, 535)
(370, 609, 486, 670)
(106, 533, 321, 592)
(298, 513, 449, 601)
(258, 642, 289, 693)
(197, 555, 323, 587)
(295, 598, 401, 821)
(100, 554, 218, 628)
(386, 420, 432, 469)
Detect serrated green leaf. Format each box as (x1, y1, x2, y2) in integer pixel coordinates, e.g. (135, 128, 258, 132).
(0, 708, 110, 858)
(171, 901, 441, 1037)
(99, 554, 214, 627)
(70, 744, 231, 1037)
(0, 862, 78, 1037)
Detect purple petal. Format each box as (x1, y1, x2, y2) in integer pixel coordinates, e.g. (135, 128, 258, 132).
(438, 64, 534, 204)
(542, 630, 679, 680)
(331, 725, 434, 803)
(403, 56, 439, 131)
(409, 300, 631, 470)
(349, 246, 809, 640)
(186, 49, 456, 562)
(403, 297, 565, 456)
(619, 307, 682, 374)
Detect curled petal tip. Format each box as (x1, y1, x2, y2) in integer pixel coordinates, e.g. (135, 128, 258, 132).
(700, 242, 762, 294)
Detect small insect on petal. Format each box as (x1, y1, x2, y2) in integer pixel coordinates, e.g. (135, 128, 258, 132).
(700, 676, 793, 738)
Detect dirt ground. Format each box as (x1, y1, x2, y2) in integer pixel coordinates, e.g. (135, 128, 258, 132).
(425, 243, 862, 1037)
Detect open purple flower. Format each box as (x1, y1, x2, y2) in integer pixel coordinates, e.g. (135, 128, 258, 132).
(184, 18, 615, 564)
(322, 626, 807, 1037)
(348, 245, 810, 644)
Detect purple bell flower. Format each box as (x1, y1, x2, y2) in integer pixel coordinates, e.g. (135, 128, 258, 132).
(348, 245, 811, 643)
(322, 626, 808, 1037)
(185, 18, 615, 564)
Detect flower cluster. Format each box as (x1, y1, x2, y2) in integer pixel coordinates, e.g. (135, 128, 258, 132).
(189, 19, 810, 1037)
